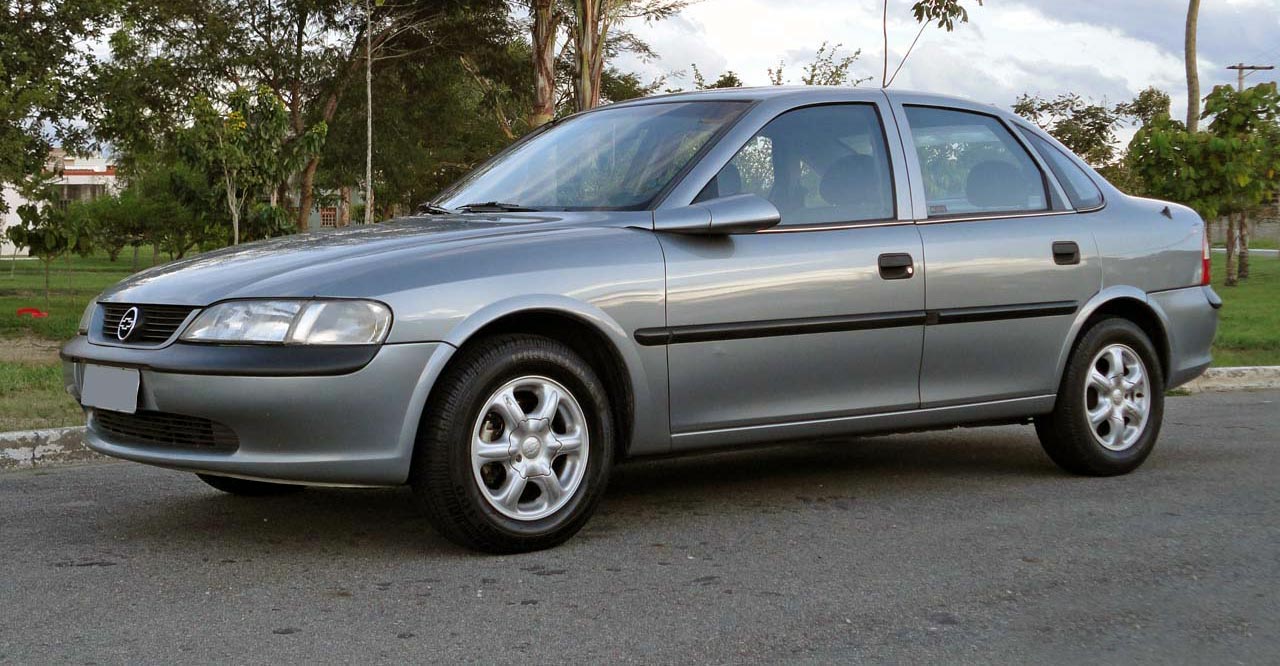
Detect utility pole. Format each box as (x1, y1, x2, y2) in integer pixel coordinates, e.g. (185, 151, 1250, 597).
(1223, 62, 1275, 281)
(1227, 63, 1275, 91)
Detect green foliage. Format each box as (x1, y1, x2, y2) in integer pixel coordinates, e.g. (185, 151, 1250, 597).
(911, 0, 983, 31)
(766, 42, 870, 87)
(181, 86, 324, 243)
(0, 0, 114, 207)
(690, 65, 742, 90)
(1013, 93, 1124, 166)
(1116, 87, 1173, 127)
(1129, 83, 1280, 221)
(4, 180, 94, 299)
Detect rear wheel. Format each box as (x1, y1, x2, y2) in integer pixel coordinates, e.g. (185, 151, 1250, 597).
(197, 473, 305, 496)
(1036, 318, 1164, 476)
(411, 334, 614, 553)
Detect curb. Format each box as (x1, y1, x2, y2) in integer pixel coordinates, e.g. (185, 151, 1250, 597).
(2, 368, 1278, 471)
(0, 426, 100, 471)
(1180, 366, 1280, 394)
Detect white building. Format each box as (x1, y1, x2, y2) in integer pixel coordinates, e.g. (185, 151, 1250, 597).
(1, 152, 119, 257)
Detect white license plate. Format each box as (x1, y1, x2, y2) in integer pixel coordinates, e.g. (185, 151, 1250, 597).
(81, 364, 141, 414)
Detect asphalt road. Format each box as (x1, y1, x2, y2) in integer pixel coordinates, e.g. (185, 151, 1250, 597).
(2, 391, 1278, 664)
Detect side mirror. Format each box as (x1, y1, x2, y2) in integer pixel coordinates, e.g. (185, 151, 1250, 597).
(653, 193, 781, 235)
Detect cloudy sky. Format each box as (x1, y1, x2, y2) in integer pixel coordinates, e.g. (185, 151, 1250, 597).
(615, 0, 1280, 127)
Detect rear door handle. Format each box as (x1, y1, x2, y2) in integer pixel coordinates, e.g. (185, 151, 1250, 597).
(878, 253, 915, 280)
(1052, 241, 1080, 266)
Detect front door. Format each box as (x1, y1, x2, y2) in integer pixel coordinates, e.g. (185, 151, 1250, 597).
(895, 103, 1101, 407)
(654, 102, 926, 440)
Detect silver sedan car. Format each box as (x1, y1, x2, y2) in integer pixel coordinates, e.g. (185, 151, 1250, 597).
(62, 87, 1220, 552)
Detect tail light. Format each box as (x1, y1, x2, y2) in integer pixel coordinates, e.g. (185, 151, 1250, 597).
(1201, 227, 1211, 286)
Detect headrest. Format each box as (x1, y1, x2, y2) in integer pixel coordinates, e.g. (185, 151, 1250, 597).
(819, 154, 878, 206)
(966, 161, 1029, 209)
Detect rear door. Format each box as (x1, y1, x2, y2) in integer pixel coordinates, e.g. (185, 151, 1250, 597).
(892, 101, 1101, 407)
(654, 100, 926, 442)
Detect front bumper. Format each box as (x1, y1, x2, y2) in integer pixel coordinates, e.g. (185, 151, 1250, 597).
(62, 338, 446, 486)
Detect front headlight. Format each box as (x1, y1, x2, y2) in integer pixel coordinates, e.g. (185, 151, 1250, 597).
(78, 299, 98, 335)
(181, 299, 392, 345)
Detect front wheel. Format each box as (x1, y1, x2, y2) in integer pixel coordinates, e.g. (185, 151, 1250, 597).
(1035, 318, 1164, 476)
(411, 334, 614, 553)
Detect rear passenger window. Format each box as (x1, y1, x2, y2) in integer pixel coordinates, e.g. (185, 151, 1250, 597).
(1017, 127, 1105, 210)
(903, 106, 1048, 217)
(696, 104, 895, 226)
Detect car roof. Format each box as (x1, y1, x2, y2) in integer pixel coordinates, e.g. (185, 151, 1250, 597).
(606, 86, 1014, 120)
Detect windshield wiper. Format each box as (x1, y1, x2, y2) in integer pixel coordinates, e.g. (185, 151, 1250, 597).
(415, 203, 456, 215)
(457, 201, 540, 213)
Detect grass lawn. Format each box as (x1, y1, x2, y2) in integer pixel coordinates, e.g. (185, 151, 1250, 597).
(0, 249, 1277, 433)
(1211, 256, 1280, 366)
(1, 251, 162, 432)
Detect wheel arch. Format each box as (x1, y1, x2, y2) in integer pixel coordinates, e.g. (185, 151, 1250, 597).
(1056, 287, 1173, 388)
(434, 297, 646, 461)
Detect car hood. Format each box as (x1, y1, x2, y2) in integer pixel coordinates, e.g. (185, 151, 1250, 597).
(100, 211, 647, 305)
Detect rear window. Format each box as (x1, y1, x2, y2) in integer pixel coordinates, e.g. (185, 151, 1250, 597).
(1017, 127, 1105, 210)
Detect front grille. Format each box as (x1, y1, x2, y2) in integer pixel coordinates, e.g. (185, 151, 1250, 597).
(100, 303, 199, 344)
(93, 409, 239, 452)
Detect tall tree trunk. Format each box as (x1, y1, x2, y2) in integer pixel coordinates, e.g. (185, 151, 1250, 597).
(1224, 212, 1239, 286)
(1237, 211, 1250, 279)
(339, 186, 351, 227)
(1185, 0, 1201, 131)
(530, 0, 558, 127)
(295, 33, 368, 231)
(131, 245, 138, 272)
(572, 0, 603, 111)
(364, 0, 374, 226)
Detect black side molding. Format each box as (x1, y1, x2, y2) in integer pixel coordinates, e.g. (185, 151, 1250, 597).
(928, 301, 1079, 326)
(635, 311, 927, 346)
(60, 336, 380, 376)
(636, 301, 1079, 346)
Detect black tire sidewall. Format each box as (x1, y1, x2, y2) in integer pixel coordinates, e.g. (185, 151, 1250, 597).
(415, 335, 613, 548)
(1055, 319, 1165, 474)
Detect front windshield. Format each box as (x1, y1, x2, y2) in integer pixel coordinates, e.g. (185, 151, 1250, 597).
(436, 101, 747, 211)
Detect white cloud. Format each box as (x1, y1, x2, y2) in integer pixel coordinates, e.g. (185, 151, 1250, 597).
(615, 0, 1272, 125)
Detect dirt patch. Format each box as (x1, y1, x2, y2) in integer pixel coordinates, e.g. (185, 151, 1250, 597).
(0, 336, 62, 365)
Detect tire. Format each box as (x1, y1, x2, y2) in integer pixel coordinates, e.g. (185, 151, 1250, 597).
(197, 473, 305, 496)
(411, 334, 614, 553)
(1035, 318, 1164, 476)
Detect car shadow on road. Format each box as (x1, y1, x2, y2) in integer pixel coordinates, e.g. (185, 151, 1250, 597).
(103, 425, 1061, 557)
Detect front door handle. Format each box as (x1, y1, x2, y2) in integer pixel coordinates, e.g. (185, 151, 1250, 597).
(878, 253, 915, 280)
(1052, 241, 1080, 265)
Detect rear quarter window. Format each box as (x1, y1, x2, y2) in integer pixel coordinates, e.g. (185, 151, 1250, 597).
(1017, 127, 1105, 210)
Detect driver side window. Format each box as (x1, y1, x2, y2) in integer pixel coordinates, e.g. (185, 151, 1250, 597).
(695, 104, 896, 226)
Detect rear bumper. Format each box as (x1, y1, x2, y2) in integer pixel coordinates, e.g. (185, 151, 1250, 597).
(1150, 286, 1220, 389)
(62, 338, 447, 486)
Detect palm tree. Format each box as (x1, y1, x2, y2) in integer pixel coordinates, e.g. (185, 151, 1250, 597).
(1185, 0, 1201, 131)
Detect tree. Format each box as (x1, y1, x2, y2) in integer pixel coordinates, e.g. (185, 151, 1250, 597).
(883, 0, 983, 88)
(1013, 93, 1124, 166)
(528, 0, 560, 127)
(0, 0, 112, 206)
(1129, 83, 1280, 286)
(691, 65, 743, 90)
(1202, 83, 1280, 281)
(1116, 87, 1173, 127)
(4, 180, 93, 300)
(1185, 0, 1201, 131)
(567, 0, 689, 111)
(182, 87, 325, 244)
(766, 42, 871, 87)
